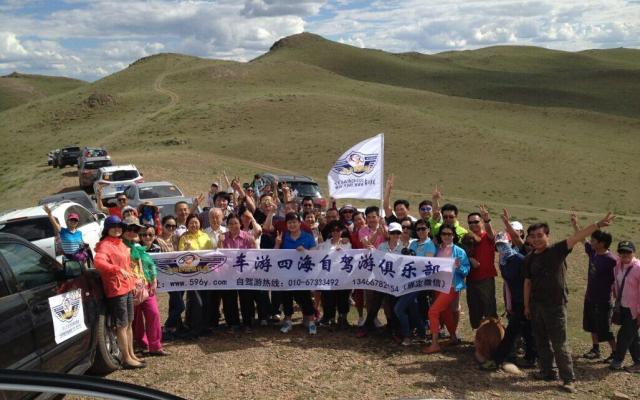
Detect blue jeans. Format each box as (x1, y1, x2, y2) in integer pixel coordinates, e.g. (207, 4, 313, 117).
(165, 291, 185, 329)
(394, 291, 425, 338)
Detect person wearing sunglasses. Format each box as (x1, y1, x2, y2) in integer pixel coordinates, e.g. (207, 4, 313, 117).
(318, 220, 352, 328)
(338, 204, 356, 233)
(609, 241, 640, 373)
(429, 186, 468, 242)
(96, 186, 131, 219)
(423, 224, 470, 355)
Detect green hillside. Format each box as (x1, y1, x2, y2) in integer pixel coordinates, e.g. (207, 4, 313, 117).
(259, 33, 640, 119)
(0, 35, 638, 242)
(0, 72, 87, 111)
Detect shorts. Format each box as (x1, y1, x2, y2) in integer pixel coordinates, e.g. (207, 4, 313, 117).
(107, 292, 135, 328)
(582, 300, 614, 342)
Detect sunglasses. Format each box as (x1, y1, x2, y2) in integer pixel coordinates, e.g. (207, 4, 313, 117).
(441, 232, 454, 236)
(468, 220, 481, 225)
(416, 227, 428, 232)
(420, 206, 433, 212)
(164, 224, 177, 229)
(443, 215, 456, 219)
(125, 227, 139, 232)
(342, 210, 354, 214)
(117, 198, 127, 203)
(389, 231, 401, 235)
(140, 233, 155, 237)
(401, 226, 411, 230)
(618, 250, 632, 254)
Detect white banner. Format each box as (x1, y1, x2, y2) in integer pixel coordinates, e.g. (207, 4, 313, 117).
(48, 289, 87, 344)
(327, 133, 384, 199)
(149, 249, 453, 296)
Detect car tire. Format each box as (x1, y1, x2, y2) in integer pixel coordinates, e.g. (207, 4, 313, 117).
(89, 310, 121, 374)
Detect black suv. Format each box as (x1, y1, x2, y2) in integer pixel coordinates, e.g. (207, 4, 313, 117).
(55, 146, 81, 168)
(0, 233, 120, 399)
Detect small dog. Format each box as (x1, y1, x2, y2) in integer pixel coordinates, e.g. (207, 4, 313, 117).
(474, 317, 505, 363)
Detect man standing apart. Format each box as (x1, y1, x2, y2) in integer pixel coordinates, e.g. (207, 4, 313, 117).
(466, 206, 497, 330)
(524, 212, 615, 393)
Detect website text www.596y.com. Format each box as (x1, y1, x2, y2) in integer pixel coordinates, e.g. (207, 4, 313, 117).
(160, 279, 227, 288)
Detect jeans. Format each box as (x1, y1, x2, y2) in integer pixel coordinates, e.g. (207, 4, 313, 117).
(466, 277, 498, 329)
(613, 307, 640, 364)
(165, 291, 184, 329)
(532, 302, 574, 383)
(133, 294, 162, 351)
(493, 302, 536, 364)
(394, 291, 426, 338)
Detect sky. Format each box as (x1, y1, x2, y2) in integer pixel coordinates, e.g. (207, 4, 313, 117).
(1, 0, 639, 81)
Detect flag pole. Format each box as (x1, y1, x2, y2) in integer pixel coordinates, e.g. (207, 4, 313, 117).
(379, 133, 385, 214)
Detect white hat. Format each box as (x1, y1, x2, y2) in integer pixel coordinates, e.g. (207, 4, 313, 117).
(388, 222, 402, 233)
(510, 221, 524, 231)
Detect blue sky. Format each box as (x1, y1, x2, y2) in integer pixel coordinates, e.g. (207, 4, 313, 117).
(1, 0, 639, 81)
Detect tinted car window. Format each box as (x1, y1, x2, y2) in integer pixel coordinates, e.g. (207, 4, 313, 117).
(107, 170, 139, 181)
(0, 242, 57, 291)
(139, 185, 182, 199)
(0, 217, 55, 241)
(84, 160, 112, 170)
(288, 182, 321, 197)
(62, 147, 80, 153)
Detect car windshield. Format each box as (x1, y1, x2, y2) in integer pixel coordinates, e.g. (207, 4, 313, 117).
(62, 147, 80, 153)
(105, 170, 139, 181)
(0, 217, 55, 241)
(139, 185, 182, 199)
(288, 182, 321, 197)
(84, 160, 112, 170)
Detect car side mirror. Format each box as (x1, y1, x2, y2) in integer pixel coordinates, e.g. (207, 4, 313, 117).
(63, 259, 84, 278)
(94, 213, 106, 221)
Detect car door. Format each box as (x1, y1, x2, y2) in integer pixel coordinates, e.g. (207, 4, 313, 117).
(0, 240, 91, 373)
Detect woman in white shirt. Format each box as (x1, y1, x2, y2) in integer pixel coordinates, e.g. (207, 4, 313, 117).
(319, 221, 352, 328)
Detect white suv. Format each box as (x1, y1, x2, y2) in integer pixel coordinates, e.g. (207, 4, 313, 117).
(93, 164, 144, 198)
(0, 201, 103, 262)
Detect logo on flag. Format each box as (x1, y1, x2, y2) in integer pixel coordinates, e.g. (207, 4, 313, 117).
(331, 152, 378, 177)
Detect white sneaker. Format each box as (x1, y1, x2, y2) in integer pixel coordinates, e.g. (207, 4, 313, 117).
(374, 317, 383, 328)
(259, 319, 268, 327)
(280, 320, 293, 333)
(357, 316, 365, 327)
(308, 323, 317, 335)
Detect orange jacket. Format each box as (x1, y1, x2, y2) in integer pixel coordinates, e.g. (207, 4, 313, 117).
(94, 236, 135, 298)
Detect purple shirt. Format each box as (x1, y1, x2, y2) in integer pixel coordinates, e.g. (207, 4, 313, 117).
(584, 242, 616, 304)
(222, 230, 254, 249)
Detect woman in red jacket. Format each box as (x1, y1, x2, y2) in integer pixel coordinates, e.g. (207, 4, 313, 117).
(94, 216, 145, 369)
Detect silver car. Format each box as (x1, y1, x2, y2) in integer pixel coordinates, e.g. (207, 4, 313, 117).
(124, 181, 194, 218)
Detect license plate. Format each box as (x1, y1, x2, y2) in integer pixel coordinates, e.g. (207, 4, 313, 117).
(115, 185, 125, 191)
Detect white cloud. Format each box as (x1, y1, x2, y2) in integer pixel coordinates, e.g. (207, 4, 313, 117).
(242, 0, 325, 17)
(0, 32, 28, 60)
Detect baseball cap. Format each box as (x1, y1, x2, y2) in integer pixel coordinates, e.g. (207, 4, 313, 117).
(339, 204, 356, 213)
(122, 216, 144, 229)
(102, 215, 125, 235)
(67, 213, 80, 221)
(510, 221, 524, 231)
(495, 231, 511, 245)
(618, 241, 636, 253)
(388, 222, 402, 233)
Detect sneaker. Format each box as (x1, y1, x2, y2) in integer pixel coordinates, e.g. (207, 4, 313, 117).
(318, 318, 332, 327)
(280, 320, 293, 334)
(308, 323, 317, 335)
(561, 381, 577, 394)
(582, 348, 601, 360)
(609, 360, 624, 370)
(602, 353, 615, 364)
(357, 316, 365, 327)
(480, 360, 498, 371)
(373, 317, 383, 328)
(401, 338, 412, 346)
(534, 370, 558, 381)
(624, 363, 640, 373)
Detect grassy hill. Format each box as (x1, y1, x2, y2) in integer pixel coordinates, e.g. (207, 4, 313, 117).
(0, 34, 638, 236)
(0, 72, 87, 111)
(260, 33, 640, 119)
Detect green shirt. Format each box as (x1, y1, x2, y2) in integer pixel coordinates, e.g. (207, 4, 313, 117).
(124, 240, 158, 283)
(429, 217, 468, 241)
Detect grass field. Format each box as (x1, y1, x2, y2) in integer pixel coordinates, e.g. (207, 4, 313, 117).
(0, 72, 87, 112)
(2, 33, 640, 399)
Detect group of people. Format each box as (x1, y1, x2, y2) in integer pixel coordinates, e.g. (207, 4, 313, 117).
(49, 173, 639, 394)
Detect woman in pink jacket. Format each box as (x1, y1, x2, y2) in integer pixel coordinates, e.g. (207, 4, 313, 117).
(94, 216, 145, 369)
(610, 240, 640, 373)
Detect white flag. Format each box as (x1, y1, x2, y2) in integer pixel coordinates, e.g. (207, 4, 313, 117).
(327, 133, 384, 199)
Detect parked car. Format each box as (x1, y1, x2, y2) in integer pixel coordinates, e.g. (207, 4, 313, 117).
(38, 191, 103, 216)
(47, 150, 57, 166)
(78, 156, 113, 191)
(0, 201, 103, 263)
(253, 173, 326, 208)
(51, 149, 61, 168)
(0, 233, 121, 395)
(77, 147, 109, 169)
(93, 165, 143, 199)
(55, 146, 81, 168)
(124, 181, 193, 217)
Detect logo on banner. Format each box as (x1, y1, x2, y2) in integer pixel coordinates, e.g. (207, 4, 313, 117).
(157, 252, 227, 275)
(52, 295, 81, 322)
(331, 152, 378, 177)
